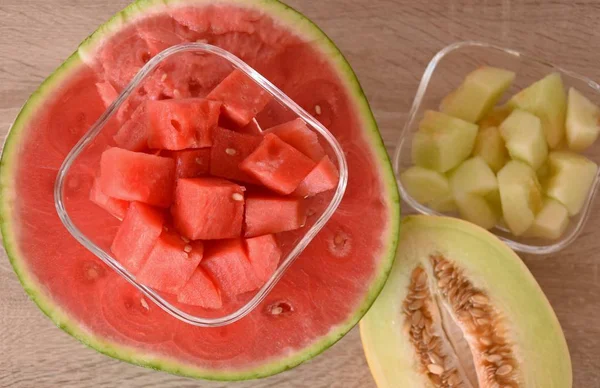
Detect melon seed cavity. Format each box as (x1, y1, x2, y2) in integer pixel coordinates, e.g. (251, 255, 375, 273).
(402, 257, 521, 387)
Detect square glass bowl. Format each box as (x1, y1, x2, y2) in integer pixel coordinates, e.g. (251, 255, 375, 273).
(54, 42, 348, 327)
(393, 41, 600, 255)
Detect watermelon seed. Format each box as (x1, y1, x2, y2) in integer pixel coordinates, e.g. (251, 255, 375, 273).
(315, 105, 322, 115)
(184, 244, 193, 253)
(181, 236, 190, 243)
(173, 89, 182, 99)
(164, 226, 169, 231)
(140, 298, 150, 311)
(306, 208, 316, 217)
(196, 39, 208, 43)
(195, 158, 204, 165)
(225, 148, 237, 156)
(268, 302, 293, 316)
(232, 193, 244, 202)
(271, 306, 283, 315)
(161, 73, 168, 82)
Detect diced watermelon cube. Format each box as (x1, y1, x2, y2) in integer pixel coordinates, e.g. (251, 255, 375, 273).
(111, 202, 164, 274)
(244, 194, 307, 237)
(96, 81, 119, 108)
(99, 147, 176, 208)
(210, 127, 262, 184)
(293, 156, 339, 197)
(163, 149, 211, 178)
(264, 118, 325, 161)
(147, 98, 221, 150)
(239, 134, 316, 194)
(201, 239, 260, 296)
(245, 234, 281, 284)
(177, 268, 222, 309)
(207, 69, 272, 127)
(172, 177, 245, 240)
(238, 119, 263, 136)
(89, 177, 129, 220)
(136, 231, 204, 294)
(113, 102, 150, 152)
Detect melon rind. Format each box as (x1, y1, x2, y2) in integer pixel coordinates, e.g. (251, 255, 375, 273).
(0, 0, 400, 380)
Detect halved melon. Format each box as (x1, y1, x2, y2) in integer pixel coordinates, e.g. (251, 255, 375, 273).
(0, 0, 399, 380)
(360, 216, 572, 388)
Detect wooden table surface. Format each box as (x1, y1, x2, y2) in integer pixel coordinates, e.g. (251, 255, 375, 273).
(1, 0, 600, 386)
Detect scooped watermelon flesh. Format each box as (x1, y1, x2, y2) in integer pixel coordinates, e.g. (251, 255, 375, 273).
(0, 0, 399, 380)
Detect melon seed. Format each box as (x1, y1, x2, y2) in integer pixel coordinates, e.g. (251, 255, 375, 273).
(232, 193, 244, 201)
(427, 364, 444, 375)
(225, 148, 237, 156)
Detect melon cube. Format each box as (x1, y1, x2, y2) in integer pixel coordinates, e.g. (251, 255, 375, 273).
(177, 268, 222, 309)
(210, 127, 262, 184)
(485, 189, 503, 217)
(207, 69, 272, 127)
(147, 98, 221, 150)
(440, 66, 515, 123)
(99, 147, 176, 208)
(399, 166, 452, 206)
(113, 102, 149, 152)
(136, 232, 203, 294)
(508, 73, 567, 148)
(545, 151, 598, 216)
(449, 157, 498, 197)
(171, 177, 245, 240)
(565, 87, 600, 151)
(245, 234, 281, 284)
(244, 194, 306, 237)
(455, 193, 499, 230)
(473, 126, 509, 172)
(412, 110, 478, 172)
(293, 156, 339, 197)
(499, 109, 548, 170)
(89, 177, 129, 220)
(240, 134, 316, 194)
(110, 202, 164, 274)
(526, 197, 570, 240)
(497, 160, 543, 236)
(163, 149, 210, 179)
(429, 194, 458, 213)
(264, 118, 325, 161)
(478, 105, 513, 130)
(201, 239, 261, 296)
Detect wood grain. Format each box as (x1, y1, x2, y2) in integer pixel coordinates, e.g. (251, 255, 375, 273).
(1, 0, 600, 386)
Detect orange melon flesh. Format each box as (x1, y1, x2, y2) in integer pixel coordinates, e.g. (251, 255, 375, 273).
(0, 0, 400, 380)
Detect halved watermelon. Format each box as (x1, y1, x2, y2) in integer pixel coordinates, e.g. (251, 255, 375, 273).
(0, 0, 399, 381)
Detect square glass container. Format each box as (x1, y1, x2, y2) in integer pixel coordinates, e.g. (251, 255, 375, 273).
(393, 41, 600, 255)
(54, 42, 348, 327)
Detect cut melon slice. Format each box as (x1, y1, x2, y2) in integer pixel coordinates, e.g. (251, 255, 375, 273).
(497, 160, 543, 236)
(472, 126, 509, 172)
(545, 151, 598, 216)
(565, 87, 600, 151)
(477, 104, 513, 130)
(399, 166, 452, 206)
(455, 193, 500, 230)
(508, 73, 567, 149)
(412, 110, 478, 172)
(449, 156, 498, 197)
(440, 66, 515, 123)
(499, 109, 548, 170)
(526, 197, 570, 240)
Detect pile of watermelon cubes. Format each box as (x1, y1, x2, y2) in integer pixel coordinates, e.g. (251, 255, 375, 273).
(89, 70, 339, 309)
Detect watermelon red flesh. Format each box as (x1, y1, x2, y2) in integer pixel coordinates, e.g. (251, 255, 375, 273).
(207, 69, 272, 127)
(111, 202, 165, 274)
(244, 194, 306, 237)
(147, 98, 221, 150)
(136, 232, 203, 294)
(240, 133, 316, 194)
(164, 148, 211, 178)
(210, 126, 262, 184)
(245, 234, 281, 283)
(89, 177, 130, 220)
(171, 177, 245, 240)
(1, 0, 399, 380)
(177, 267, 222, 309)
(293, 155, 339, 198)
(264, 118, 325, 161)
(201, 239, 261, 296)
(99, 147, 176, 207)
(113, 102, 150, 152)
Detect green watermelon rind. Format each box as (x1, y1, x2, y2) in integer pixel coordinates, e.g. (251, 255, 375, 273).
(0, 0, 400, 380)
